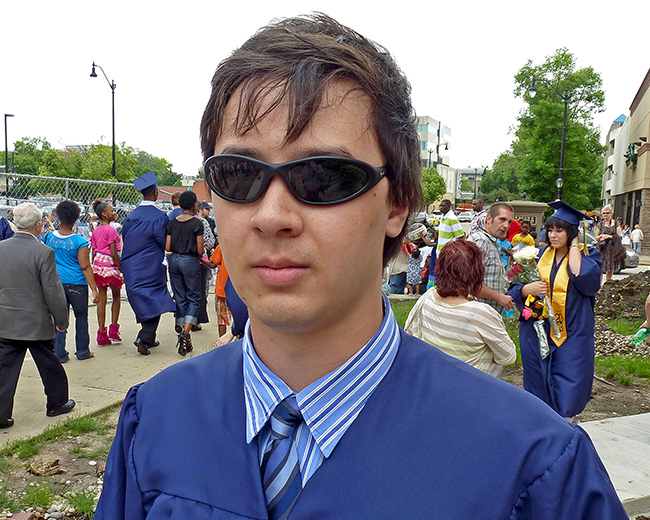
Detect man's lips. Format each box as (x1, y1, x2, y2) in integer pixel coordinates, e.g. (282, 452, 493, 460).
(252, 261, 309, 285)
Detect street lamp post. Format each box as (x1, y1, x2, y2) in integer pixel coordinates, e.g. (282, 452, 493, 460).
(90, 62, 117, 178)
(529, 77, 570, 200)
(432, 120, 449, 170)
(4, 114, 13, 174)
(556, 177, 564, 201)
(428, 149, 434, 168)
(435, 141, 449, 169)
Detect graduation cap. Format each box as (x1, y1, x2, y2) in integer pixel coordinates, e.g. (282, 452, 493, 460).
(547, 200, 592, 227)
(133, 171, 159, 195)
(547, 200, 592, 255)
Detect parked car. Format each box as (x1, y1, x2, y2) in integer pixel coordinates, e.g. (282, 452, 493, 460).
(458, 211, 474, 222)
(581, 231, 638, 272)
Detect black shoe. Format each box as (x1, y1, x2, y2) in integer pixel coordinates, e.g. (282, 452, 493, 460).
(0, 418, 14, 428)
(134, 338, 150, 356)
(177, 331, 192, 356)
(47, 399, 75, 417)
(175, 325, 182, 333)
(149, 340, 160, 348)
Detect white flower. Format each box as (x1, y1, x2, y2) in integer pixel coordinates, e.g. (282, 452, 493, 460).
(513, 246, 539, 263)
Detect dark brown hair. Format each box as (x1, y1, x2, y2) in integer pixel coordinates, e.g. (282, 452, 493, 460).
(92, 199, 110, 220)
(434, 240, 485, 298)
(199, 13, 422, 265)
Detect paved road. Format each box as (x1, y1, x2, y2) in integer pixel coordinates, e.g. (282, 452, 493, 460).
(613, 263, 650, 281)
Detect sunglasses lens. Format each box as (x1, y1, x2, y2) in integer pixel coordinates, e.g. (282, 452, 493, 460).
(206, 158, 266, 202)
(206, 155, 379, 205)
(287, 159, 371, 203)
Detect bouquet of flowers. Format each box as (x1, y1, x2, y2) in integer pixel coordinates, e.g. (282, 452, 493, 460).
(508, 246, 561, 359)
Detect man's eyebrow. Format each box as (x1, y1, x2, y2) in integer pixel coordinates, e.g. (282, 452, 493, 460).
(218, 146, 263, 159)
(291, 146, 354, 159)
(216, 145, 355, 162)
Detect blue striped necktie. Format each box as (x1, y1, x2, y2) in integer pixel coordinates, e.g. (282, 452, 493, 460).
(261, 397, 303, 520)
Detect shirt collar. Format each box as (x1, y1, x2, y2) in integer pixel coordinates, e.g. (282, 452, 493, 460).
(139, 200, 156, 206)
(16, 230, 38, 240)
(243, 293, 400, 457)
(478, 227, 498, 243)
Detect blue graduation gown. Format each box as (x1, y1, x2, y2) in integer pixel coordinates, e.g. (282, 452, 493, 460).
(509, 247, 602, 418)
(121, 205, 176, 323)
(95, 330, 626, 519)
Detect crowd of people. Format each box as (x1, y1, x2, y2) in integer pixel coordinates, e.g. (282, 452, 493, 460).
(394, 195, 645, 426)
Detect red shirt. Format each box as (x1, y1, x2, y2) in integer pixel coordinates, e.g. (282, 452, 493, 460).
(507, 220, 522, 242)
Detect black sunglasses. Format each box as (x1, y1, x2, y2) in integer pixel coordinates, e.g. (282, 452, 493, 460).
(204, 154, 387, 206)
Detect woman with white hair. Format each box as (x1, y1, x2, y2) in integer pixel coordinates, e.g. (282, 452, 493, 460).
(595, 205, 624, 284)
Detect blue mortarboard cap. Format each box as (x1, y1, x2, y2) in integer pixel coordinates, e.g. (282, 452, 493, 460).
(547, 200, 592, 227)
(133, 171, 159, 195)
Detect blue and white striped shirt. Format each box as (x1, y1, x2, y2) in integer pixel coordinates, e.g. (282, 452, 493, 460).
(243, 294, 400, 486)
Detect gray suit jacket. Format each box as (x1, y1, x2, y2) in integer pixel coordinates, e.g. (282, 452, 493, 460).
(0, 232, 69, 341)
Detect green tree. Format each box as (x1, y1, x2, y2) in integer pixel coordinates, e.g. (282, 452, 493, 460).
(421, 167, 447, 206)
(509, 48, 605, 209)
(482, 188, 520, 205)
(460, 179, 473, 192)
(81, 143, 137, 183)
(12, 137, 52, 176)
(133, 151, 182, 186)
(39, 149, 71, 178)
(483, 152, 520, 195)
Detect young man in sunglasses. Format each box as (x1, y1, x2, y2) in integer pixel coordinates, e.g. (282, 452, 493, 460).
(96, 14, 627, 519)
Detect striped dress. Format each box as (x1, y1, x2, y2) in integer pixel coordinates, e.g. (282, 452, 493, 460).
(404, 290, 516, 377)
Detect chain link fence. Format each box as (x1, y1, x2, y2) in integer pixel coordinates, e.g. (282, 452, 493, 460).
(0, 173, 172, 223)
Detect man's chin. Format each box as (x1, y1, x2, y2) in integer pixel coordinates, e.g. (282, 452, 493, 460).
(249, 297, 320, 334)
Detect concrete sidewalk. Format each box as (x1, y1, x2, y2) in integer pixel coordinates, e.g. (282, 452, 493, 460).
(581, 413, 650, 517)
(1, 297, 649, 516)
(1, 296, 220, 447)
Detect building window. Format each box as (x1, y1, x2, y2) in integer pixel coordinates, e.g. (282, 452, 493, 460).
(420, 141, 428, 150)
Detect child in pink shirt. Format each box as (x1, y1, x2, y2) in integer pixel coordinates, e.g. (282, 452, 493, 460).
(90, 200, 123, 345)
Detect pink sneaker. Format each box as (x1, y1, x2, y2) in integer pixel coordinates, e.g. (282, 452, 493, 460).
(97, 328, 111, 346)
(108, 324, 122, 343)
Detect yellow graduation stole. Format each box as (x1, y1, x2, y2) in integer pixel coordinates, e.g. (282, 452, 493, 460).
(537, 247, 573, 347)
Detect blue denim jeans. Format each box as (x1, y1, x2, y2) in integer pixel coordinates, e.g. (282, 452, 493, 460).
(55, 284, 91, 361)
(633, 242, 642, 254)
(168, 254, 201, 327)
(389, 272, 407, 295)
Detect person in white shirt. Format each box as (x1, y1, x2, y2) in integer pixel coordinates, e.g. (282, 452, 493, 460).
(631, 224, 644, 254)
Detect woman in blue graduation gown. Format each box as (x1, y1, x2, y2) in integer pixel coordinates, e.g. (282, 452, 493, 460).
(121, 173, 176, 352)
(509, 201, 601, 419)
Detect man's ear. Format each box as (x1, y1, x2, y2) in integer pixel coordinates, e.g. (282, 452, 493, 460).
(385, 204, 409, 238)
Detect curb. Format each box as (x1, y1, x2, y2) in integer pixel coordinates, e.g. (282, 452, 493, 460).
(624, 495, 650, 517)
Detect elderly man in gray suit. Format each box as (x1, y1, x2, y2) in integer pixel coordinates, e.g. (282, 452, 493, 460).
(0, 203, 75, 428)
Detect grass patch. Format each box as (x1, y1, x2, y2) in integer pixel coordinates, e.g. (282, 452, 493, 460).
(390, 299, 416, 328)
(606, 317, 644, 336)
(66, 488, 97, 519)
(71, 443, 112, 461)
(0, 406, 119, 459)
(19, 483, 55, 508)
(595, 356, 650, 384)
(0, 484, 19, 512)
(503, 317, 523, 365)
(0, 458, 12, 474)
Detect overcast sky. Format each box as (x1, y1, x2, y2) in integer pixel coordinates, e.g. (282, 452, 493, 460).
(2, 0, 648, 179)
